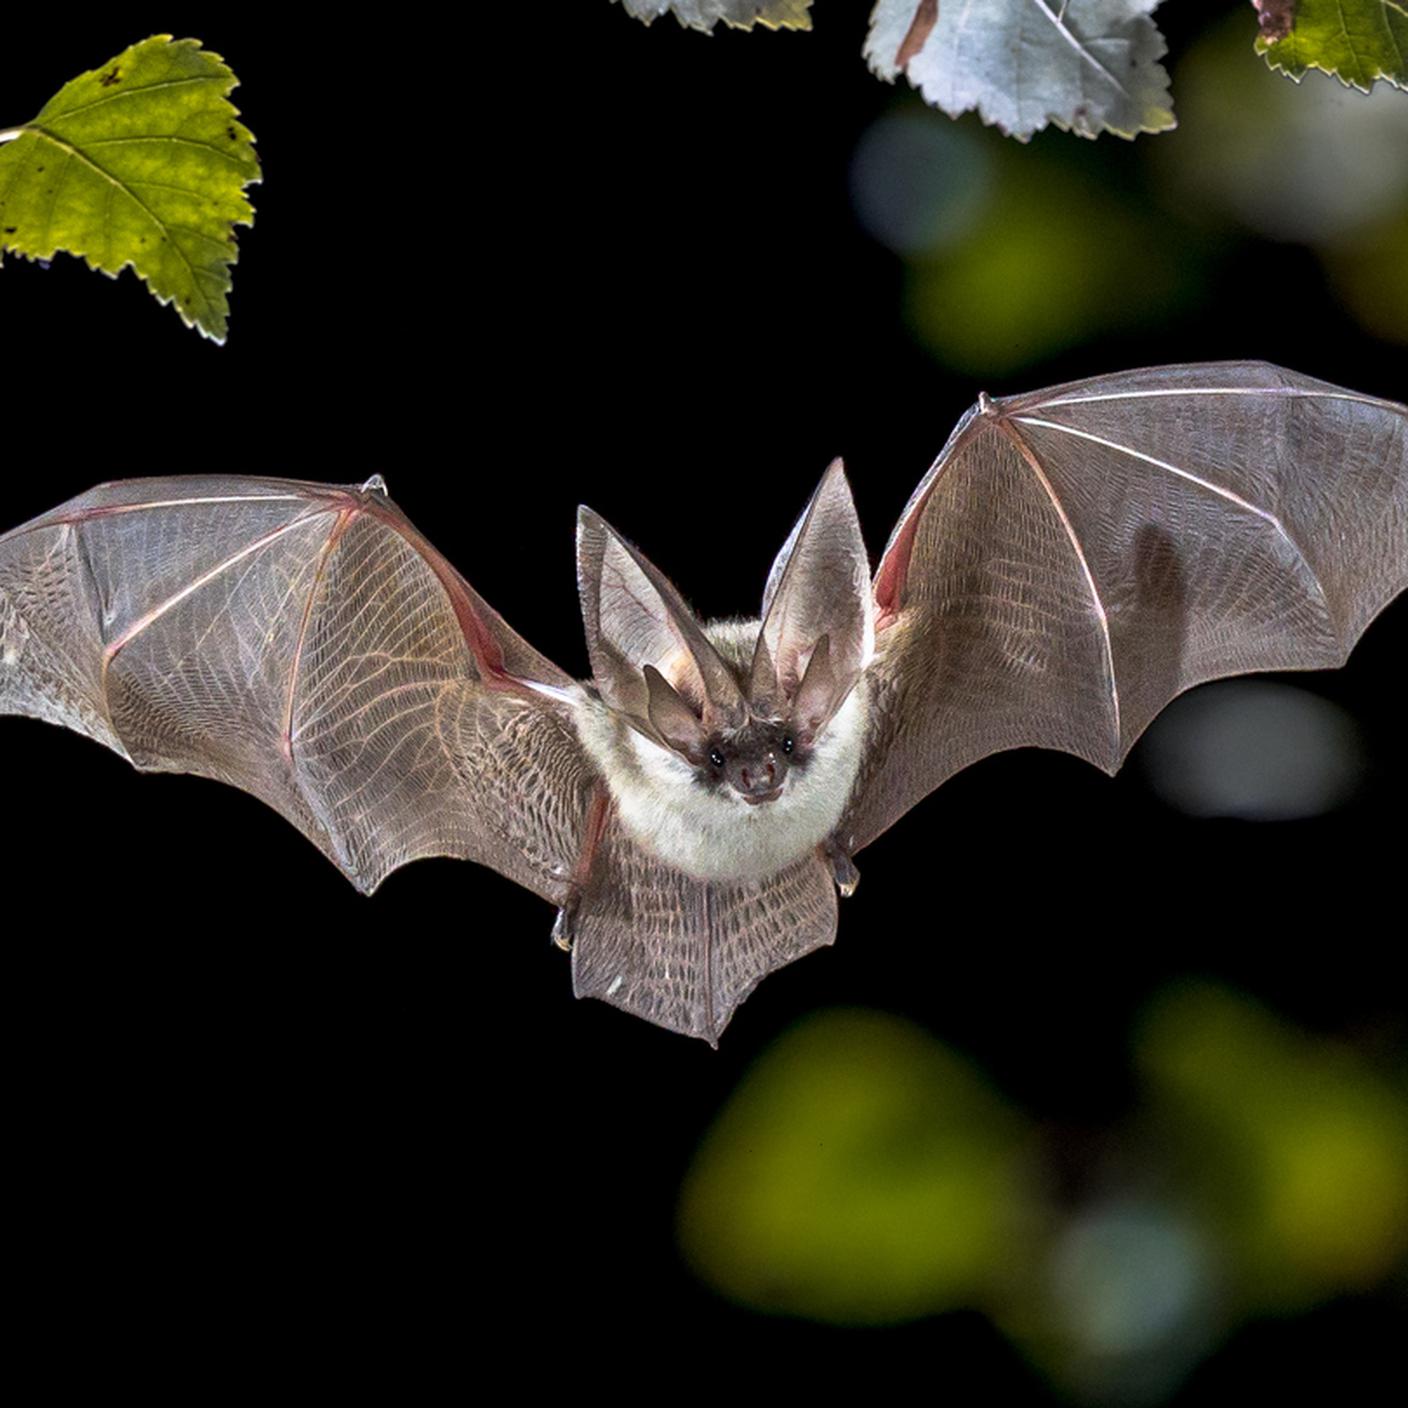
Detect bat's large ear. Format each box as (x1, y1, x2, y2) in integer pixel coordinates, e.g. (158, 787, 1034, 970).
(577, 508, 746, 732)
(749, 459, 872, 739)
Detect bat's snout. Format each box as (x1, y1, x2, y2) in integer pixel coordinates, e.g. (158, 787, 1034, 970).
(740, 785, 784, 806)
(731, 753, 785, 805)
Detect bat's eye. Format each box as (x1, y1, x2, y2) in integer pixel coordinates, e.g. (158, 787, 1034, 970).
(781, 735, 794, 755)
(709, 748, 725, 769)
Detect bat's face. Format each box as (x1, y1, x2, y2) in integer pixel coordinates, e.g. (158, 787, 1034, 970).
(588, 653, 871, 886)
(696, 716, 798, 805)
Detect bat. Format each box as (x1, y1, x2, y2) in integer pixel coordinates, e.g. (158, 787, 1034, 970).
(2, 362, 1404, 1042)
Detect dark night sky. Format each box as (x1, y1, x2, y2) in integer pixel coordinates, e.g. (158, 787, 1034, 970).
(3, 6, 1404, 1397)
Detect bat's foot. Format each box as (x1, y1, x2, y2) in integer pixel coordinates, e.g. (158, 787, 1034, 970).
(551, 899, 578, 952)
(824, 839, 860, 898)
(553, 786, 606, 954)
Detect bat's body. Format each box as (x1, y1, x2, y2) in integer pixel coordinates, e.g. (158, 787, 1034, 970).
(2, 364, 1405, 1041)
(570, 618, 871, 882)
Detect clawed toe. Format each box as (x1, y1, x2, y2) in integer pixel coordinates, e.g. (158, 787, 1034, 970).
(551, 902, 576, 952)
(824, 839, 860, 897)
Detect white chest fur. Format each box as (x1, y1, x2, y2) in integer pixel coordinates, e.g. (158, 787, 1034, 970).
(570, 670, 868, 883)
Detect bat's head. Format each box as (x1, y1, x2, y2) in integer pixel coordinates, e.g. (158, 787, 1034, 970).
(577, 461, 872, 806)
(640, 660, 795, 803)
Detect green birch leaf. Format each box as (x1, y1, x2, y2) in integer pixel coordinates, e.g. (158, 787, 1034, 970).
(1256, 0, 1408, 92)
(613, 0, 813, 32)
(0, 36, 259, 343)
(865, 0, 1176, 141)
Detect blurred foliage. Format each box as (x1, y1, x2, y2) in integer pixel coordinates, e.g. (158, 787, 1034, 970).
(613, 2, 1407, 147)
(1327, 209, 1408, 340)
(1138, 983, 1408, 1308)
(852, 10, 1408, 373)
(681, 989, 1408, 1403)
(892, 135, 1201, 373)
(678, 1009, 1039, 1323)
(1162, 10, 1408, 337)
(1164, 14, 1408, 241)
(849, 113, 995, 255)
(1257, 0, 1408, 93)
(1138, 681, 1365, 820)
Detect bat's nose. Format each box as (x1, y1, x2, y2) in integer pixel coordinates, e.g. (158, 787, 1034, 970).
(738, 755, 782, 804)
(741, 757, 775, 790)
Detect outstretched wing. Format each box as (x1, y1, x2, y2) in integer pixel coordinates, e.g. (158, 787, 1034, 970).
(0, 475, 594, 899)
(844, 362, 1408, 853)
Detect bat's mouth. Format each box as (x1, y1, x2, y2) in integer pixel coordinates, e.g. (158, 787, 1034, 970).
(740, 785, 784, 806)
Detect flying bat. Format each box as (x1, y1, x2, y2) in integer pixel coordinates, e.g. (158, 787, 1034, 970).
(2, 362, 1404, 1041)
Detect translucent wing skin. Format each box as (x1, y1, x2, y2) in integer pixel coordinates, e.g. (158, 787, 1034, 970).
(844, 362, 1408, 853)
(573, 835, 836, 1045)
(10, 361, 1400, 1042)
(0, 473, 836, 1042)
(0, 476, 594, 900)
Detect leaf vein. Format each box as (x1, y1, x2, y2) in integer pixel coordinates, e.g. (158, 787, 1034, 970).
(1027, 0, 1131, 99)
(28, 126, 212, 319)
(127, 179, 214, 199)
(45, 74, 229, 125)
(40, 147, 74, 248)
(80, 134, 251, 167)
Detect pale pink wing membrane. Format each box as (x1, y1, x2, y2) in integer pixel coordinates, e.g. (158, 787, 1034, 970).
(0, 476, 592, 899)
(848, 363, 1408, 852)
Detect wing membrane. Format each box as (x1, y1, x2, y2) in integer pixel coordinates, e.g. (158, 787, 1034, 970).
(847, 363, 1408, 852)
(0, 476, 593, 899)
(573, 828, 837, 1043)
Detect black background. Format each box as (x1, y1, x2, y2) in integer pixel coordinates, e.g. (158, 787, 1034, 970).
(4, 5, 1405, 1396)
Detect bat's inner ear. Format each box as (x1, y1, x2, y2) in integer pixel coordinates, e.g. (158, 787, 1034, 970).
(577, 507, 745, 727)
(643, 665, 708, 762)
(790, 635, 840, 744)
(750, 459, 872, 724)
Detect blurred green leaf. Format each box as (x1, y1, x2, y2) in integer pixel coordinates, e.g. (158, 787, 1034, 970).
(1138, 983, 1408, 1308)
(680, 989, 1407, 1398)
(1327, 207, 1408, 340)
(677, 1009, 1040, 1324)
(903, 151, 1201, 374)
(0, 36, 258, 342)
(865, 0, 1176, 141)
(1158, 10, 1408, 245)
(1257, 0, 1408, 92)
(613, 0, 813, 31)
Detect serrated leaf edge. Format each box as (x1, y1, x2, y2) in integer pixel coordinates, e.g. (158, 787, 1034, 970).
(1256, 0, 1408, 94)
(0, 35, 261, 344)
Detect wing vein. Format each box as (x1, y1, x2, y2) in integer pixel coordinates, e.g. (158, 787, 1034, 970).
(1035, 387, 1400, 412)
(0, 495, 317, 548)
(999, 418, 1122, 752)
(1011, 414, 1336, 631)
(282, 509, 351, 767)
(99, 510, 326, 697)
